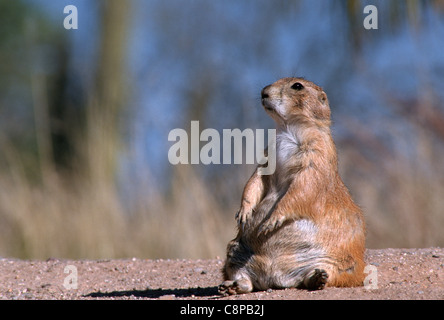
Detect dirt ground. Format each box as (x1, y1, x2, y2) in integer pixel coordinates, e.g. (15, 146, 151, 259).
(0, 248, 443, 300)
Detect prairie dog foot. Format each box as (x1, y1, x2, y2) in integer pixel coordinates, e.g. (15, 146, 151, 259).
(218, 278, 253, 296)
(304, 269, 328, 290)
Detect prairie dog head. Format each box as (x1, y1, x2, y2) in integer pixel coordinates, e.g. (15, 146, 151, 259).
(261, 77, 331, 128)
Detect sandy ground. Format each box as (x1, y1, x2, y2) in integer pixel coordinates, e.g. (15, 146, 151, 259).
(0, 248, 443, 300)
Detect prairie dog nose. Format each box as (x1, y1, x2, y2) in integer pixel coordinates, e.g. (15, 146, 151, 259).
(261, 85, 271, 100)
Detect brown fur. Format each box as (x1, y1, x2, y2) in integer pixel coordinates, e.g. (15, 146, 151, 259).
(219, 77, 365, 295)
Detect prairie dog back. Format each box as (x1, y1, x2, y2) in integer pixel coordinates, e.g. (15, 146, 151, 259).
(219, 77, 365, 295)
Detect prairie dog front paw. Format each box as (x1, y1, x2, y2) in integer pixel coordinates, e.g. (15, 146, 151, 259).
(235, 206, 254, 229)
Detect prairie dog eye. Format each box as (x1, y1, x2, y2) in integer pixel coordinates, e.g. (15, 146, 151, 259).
(291, 82, 304, 90)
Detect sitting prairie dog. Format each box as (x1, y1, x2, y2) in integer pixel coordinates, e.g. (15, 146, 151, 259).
(219, 77, 366, 294)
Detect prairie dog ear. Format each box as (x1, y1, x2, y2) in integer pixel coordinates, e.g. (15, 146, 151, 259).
(313, 91, 331, 120)
(318, 91, 328, 105)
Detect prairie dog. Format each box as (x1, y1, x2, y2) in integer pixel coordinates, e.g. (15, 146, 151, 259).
(219, 77, 365, 294)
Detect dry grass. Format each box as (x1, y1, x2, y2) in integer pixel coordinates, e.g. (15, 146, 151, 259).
(338, 116, 444, 249)
(0, 151, 235, 260)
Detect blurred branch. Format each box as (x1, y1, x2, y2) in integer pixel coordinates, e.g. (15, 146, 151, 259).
(87, 0, 131, 184)
(31, 73, 53, 180)
(95, 0, 130, 116)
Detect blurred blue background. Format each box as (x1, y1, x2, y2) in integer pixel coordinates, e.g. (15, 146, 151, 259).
(0, 0, 443, 259)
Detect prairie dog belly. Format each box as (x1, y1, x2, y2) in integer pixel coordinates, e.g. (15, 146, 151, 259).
(247, 219, 328, 290)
